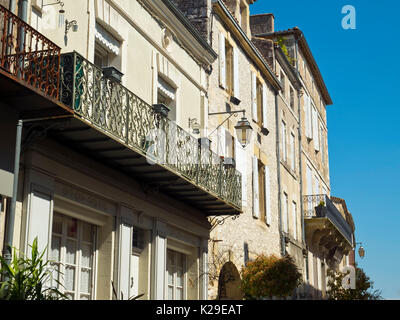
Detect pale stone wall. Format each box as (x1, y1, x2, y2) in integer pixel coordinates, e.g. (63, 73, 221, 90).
(207, 14, 281, 300)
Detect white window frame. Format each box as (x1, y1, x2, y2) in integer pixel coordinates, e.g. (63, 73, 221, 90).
(166, 249, 186, 300)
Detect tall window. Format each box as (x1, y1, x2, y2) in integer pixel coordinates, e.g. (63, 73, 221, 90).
(290, 132, 296, 171)
(292, 201, 297, 240)
(290, 86, 295, 110)
(157, 76, 177, 121)
(167, 249, 186, 300)
(256, 78, 264, 126)
(281, 121, 287, 162)
(50, 213, 96, 300)
(225, 130, 235, 159)
(282, 192, 288, 233)
(258, 160, 266, 221)
(225, 40, 234, 95)
(280, 71, 286, 98)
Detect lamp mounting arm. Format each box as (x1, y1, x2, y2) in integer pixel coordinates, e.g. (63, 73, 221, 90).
(208, 109, 246, 138)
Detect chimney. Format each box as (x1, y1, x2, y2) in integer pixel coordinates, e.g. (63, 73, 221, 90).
(250, 13, 274, 36)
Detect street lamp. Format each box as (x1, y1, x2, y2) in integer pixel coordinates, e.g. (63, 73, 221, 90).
(356, 242, 365, 259)
(208, 109, 253, 148)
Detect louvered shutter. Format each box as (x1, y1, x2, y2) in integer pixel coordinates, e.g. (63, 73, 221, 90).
(219, 33, 226, 89)
(218, 127, 226, 157)
(251, 72, 257, 122)
(233, 47, 240, 99)
(119, 222, 132, 300)
(265, 166, 271, 225)
(235, 138, 247, 207)
(262, 83, 267, 128)
(313, 107, 320, 151)
(252, 156, 259, 218)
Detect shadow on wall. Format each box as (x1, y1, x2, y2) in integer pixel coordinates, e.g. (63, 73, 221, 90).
(217, 261, 242, 300)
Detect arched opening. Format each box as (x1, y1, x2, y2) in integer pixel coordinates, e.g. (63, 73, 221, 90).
(217, 262, 242, 300)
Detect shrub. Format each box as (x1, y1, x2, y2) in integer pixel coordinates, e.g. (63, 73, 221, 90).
(0, 238, 66, 300)
(241, 254, 302, 299)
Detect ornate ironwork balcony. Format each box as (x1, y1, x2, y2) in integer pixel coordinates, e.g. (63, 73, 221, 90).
(0, 5, 61, 100)
(303, 194, 353, 245)
(58, 51, 242, 212)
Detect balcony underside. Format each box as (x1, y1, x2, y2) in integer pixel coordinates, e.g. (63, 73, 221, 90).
(0, 68, 71, 118)
(305, 218, 352, 266)
(47, 116, 241, 216)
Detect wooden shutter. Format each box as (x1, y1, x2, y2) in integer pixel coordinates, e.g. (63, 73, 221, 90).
(233, 47, 240, 98)
(219, 33, 226, 89)
(262, 83, 267, 128)
(218, 127, 226, 157)
(27, 188, 53, 257)
(251, 72, 257, 122)
(119, 222, 132, 300)
(235, 138, 247, 207)
(265, 166, 271, 225)
(313, 106, 320, 151)
(252, 156, 259, 218)
(292, 201, 297, 240)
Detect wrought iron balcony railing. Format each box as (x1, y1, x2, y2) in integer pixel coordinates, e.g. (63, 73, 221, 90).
(59, 52, 242, 210)
(303, 194, 353, 244)
(0, 5, 61, 99)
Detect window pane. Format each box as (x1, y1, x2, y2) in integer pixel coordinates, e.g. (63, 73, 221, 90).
(50, 235, 61, 261)
(81, 243, 92, 268)
(80, 294, 90, 301)
(65, 292, 74, 300)
(81, 223, 93, 243)
(66, 240, 77, 264)
(176, 288, 183, 300)
(168, 286, 174, 300)
(52, 214, 63, 235)
(67, 217, 78, 238)
(168, 268, 174, 286)
(176, 268, 183, 287)
(50, 264, 60, 288)
(65, 266, 76, 291)
(80, 268, 91, 294)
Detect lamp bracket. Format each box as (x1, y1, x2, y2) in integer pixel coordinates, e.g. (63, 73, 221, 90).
(207, 109, 246, 138)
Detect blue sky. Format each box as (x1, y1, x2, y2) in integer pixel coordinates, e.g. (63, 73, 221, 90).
(250, 0, 400, 299)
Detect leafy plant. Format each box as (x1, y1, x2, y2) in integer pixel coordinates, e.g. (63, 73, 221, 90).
(276, 37, 296, 66)
(240, 254, 302, 299)
(327, 265, 382, 300)
(0, 238, 67, 300)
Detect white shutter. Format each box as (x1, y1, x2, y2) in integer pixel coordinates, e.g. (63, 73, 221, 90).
(292, 201, 297, 240)
(264, 166, 271, 225)
(119, 222, 132, 300)
(313, 107, 320, 151)
(308, 97, 313, 138)
(218, 127, 226, 157)
(235, 138, 247, 207)
(262, 83, 267, 128)
(219, 33, 226, 89)
(27, 189, 53, 257)
(252, 156, 259, 218)
(233, 47, 240, 99)
(282, 193, 288, 233)
(251, 71, 257, 122)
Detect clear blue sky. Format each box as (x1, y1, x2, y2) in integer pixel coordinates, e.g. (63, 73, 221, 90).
(250, 0, 400, 300)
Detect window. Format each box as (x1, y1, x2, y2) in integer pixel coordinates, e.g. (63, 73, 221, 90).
(94, 24, 121, 69)
(256, 78, 264, 126)
(94, 44, 109, 68)
(281, 120, 287, 162)
(167, 249, 186, 300)
(50, 213, 96, 300)
(292, 201, 297, 240)
(225, 130, 235, 159)
(225, 40, 234, 95)
(258, 160, 266, 221)
(320, 126, 325, 164)
(239, 2, 248, 32)
(280, 71, 286, 98)
(290, 86, 295, 110)
(290, 132, 296, 171)
(157, 76, 177, 121)
(282, 193, 288, 233)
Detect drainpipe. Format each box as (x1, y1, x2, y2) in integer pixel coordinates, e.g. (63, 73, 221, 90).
(18, 0, 28, 21)
(3, 120, 23, 267)
(274, 91, 285, 257)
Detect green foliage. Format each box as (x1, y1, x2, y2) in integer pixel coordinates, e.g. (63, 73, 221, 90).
(240, 254, 302, 299)
(277, 37, 296, 66)
(0, 238, 67, 300)
(327, 265, 382, 300)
